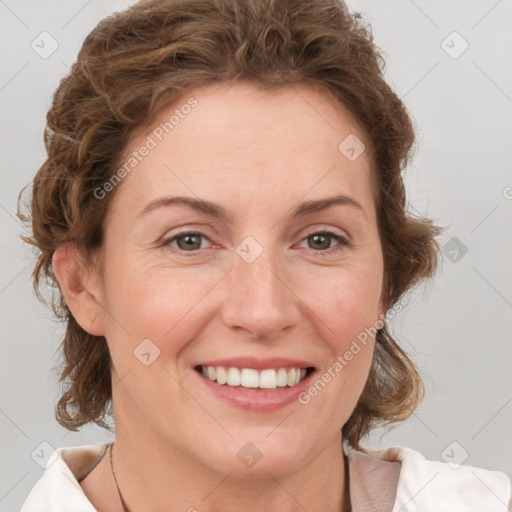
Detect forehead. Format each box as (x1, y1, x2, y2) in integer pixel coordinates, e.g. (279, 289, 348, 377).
(107, 81, 375, 221)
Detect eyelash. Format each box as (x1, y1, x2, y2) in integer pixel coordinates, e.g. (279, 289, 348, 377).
(160, 229, 350, 256)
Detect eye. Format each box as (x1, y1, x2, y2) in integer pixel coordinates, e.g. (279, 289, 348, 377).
(162, 231, 212, 252)
(299, 229, 349, 254)
(160, 229, 349, 255)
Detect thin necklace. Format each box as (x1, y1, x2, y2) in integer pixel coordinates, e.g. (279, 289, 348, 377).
(109, 442, 131, 512)
(109, 441, 351, 512)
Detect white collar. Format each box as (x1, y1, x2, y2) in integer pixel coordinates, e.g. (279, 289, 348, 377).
(21, 442, 510, 512)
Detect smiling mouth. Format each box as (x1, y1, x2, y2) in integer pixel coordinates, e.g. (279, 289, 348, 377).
(194, 365, 315, 390)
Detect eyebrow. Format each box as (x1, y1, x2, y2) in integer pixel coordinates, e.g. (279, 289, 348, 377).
(136, 193, 366, 221)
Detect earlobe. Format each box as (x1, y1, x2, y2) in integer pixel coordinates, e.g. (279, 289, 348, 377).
(52, 244, 105, 336)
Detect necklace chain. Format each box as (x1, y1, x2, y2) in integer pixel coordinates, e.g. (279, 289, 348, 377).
(109, 442, 131, 512)
(108, 441, 351, 512)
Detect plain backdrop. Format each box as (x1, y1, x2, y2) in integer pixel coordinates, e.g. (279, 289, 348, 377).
(1, 0, 511, 510)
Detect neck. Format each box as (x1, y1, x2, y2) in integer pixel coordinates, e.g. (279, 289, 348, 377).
(111, 419, 348, 512)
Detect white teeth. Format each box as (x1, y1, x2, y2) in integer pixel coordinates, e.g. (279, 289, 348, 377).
(240, 368, 259, 388)
(259, 369, 277, 389)
(276, 368, 288, 387)
(216, 366, 227, 385)
(226, 367, 241, 386)
(199, 366, 309, 389)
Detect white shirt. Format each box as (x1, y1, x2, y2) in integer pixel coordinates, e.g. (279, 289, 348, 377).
(21, 442, 512, 512)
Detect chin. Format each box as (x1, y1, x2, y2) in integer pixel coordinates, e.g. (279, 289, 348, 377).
(196, 430, 314, 478)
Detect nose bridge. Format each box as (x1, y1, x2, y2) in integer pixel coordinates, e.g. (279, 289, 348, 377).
(237, 247, 281, 301)
(221, 239, 299, 337)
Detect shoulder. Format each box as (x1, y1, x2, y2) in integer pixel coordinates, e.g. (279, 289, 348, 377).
(360, 444, 511, 512)
(21, 443, 108, 512)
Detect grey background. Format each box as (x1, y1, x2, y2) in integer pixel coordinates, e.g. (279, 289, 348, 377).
(1, 0, 511, 510)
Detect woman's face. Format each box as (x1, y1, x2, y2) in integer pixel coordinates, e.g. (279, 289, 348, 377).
(94, 81, 384, 476)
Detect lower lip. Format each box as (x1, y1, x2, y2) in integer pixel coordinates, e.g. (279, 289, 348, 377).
(195, 369, 315, 411)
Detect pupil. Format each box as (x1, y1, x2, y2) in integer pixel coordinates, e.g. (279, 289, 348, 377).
(310, 234, 329, 250)
(178, 234, 200, 251)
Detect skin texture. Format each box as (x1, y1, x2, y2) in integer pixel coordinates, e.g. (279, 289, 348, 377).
(54, 81, 385, 512)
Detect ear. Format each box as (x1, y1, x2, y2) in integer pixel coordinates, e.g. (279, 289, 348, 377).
(52, 244, 106, 336)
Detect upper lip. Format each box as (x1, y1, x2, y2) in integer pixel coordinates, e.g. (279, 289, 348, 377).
(195, 357, 315, 371)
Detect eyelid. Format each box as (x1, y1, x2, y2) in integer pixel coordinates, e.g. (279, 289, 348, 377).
(295, 228, 350, 252)
(159, 221, 352, 252)
(302, 223, 348, 236)
(159, 228, 216, 250)
(299, 224, 351, 243)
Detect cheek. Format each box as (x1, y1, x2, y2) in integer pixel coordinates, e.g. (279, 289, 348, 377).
(297, 265, 382, 413)
(101, 258, 219, 352)
(305, 264, 383, 347)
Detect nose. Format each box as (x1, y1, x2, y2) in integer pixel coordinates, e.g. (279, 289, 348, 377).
(220, 246, 301, 339)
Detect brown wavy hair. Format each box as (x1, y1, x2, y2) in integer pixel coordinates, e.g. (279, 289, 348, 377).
(17, 0, 441, 449)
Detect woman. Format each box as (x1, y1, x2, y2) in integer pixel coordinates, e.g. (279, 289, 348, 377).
(19, 0, 511, 510)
